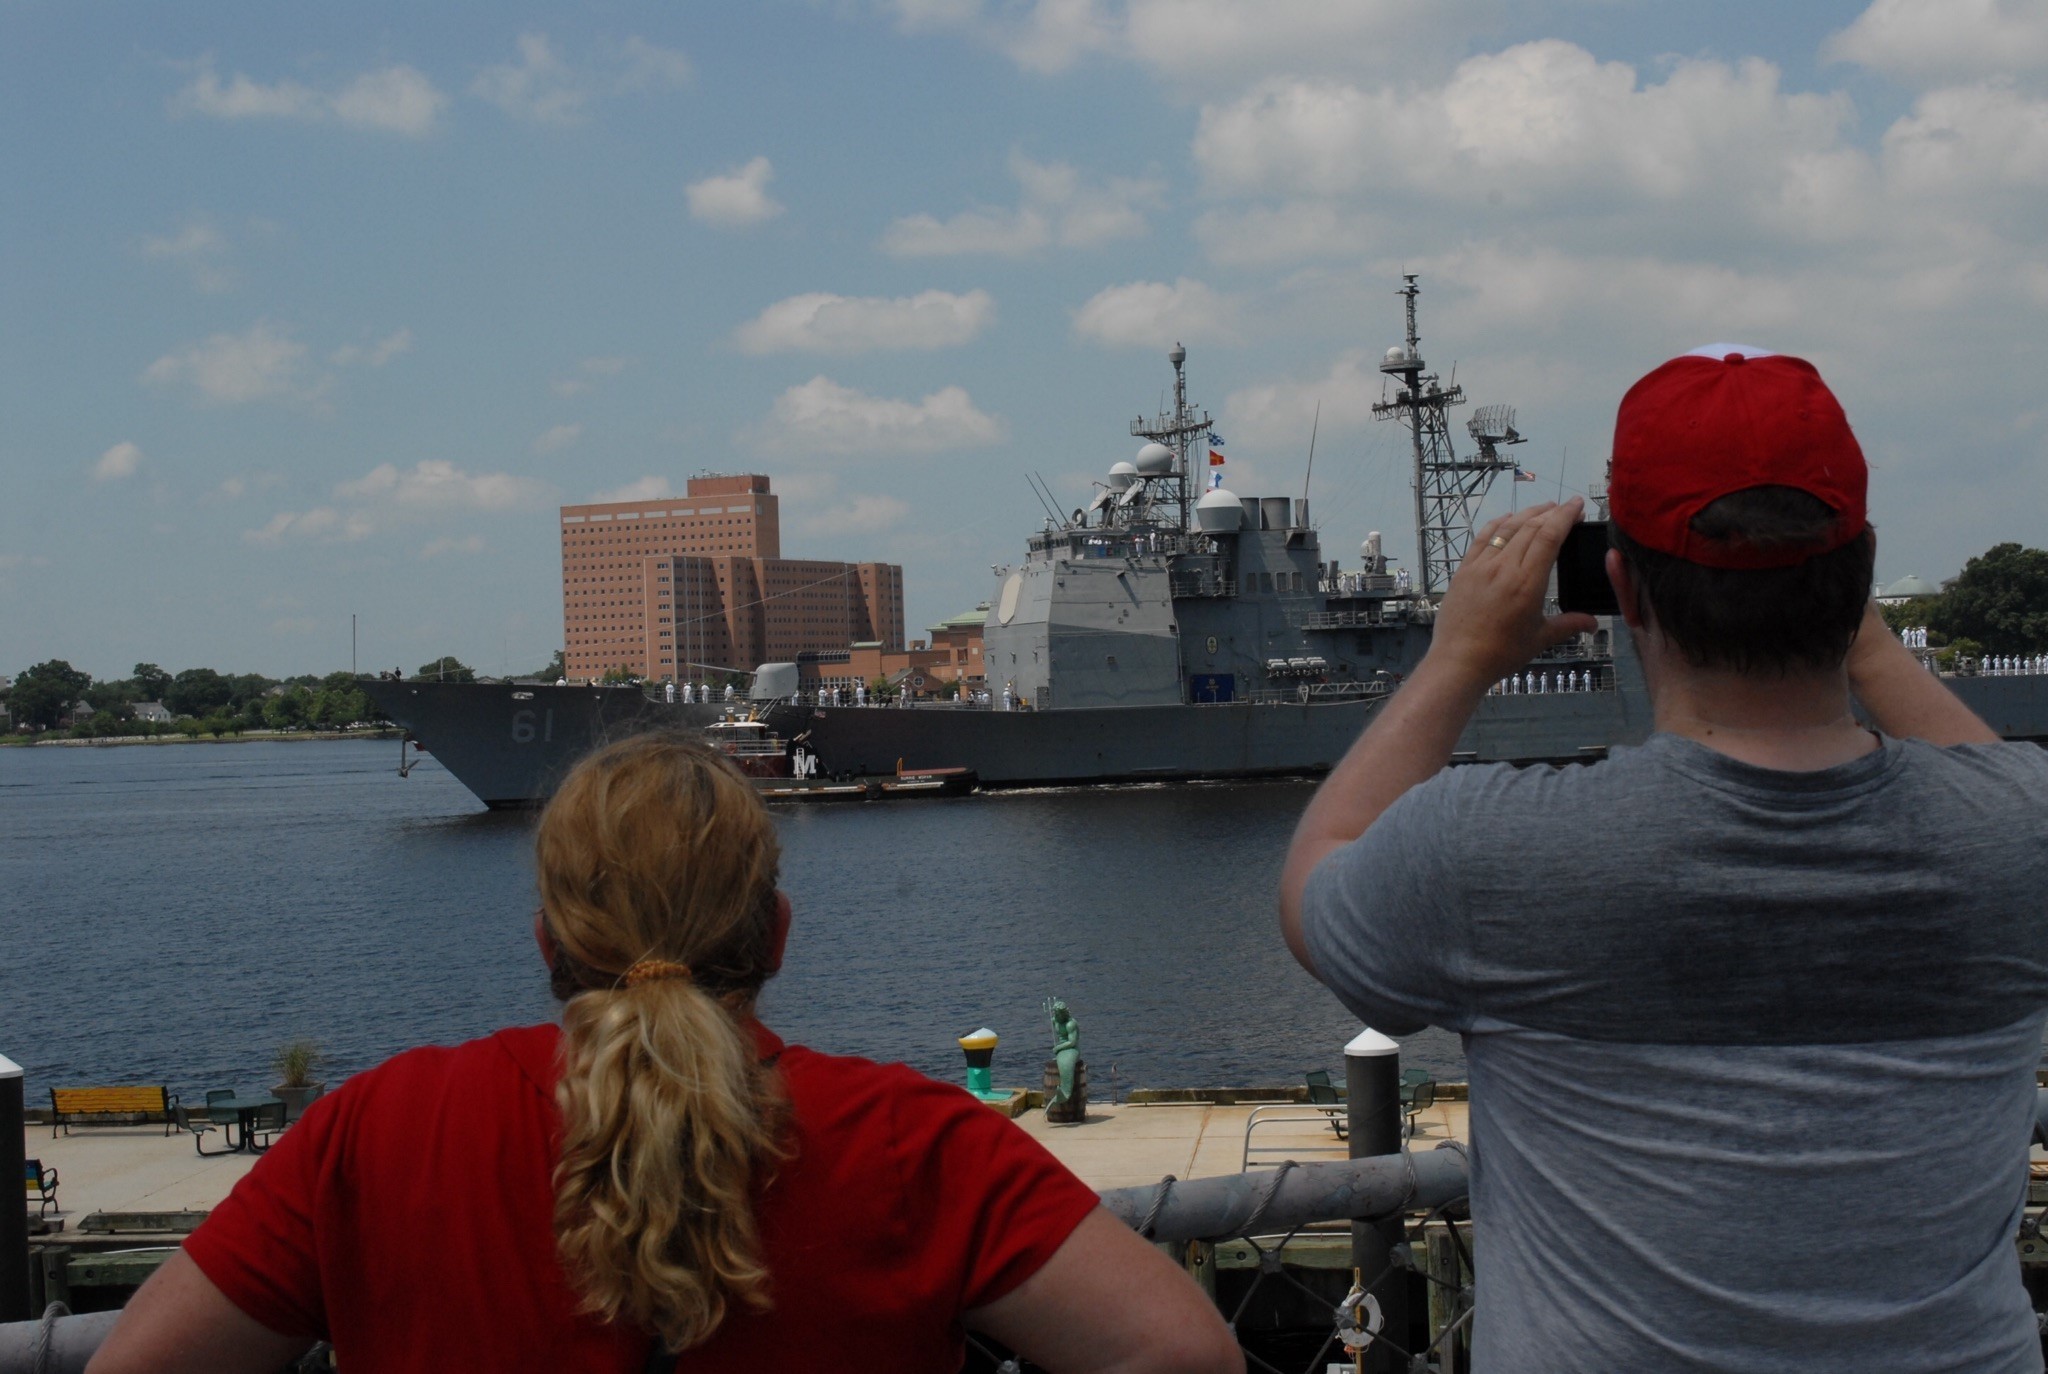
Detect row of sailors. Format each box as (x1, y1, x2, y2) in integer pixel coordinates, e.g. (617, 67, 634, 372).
(1899, 626, 1931, 649)
(1490, 669, 1601, 695)
(666, 682, 740, 704)
(1981, 655, 2048, 675)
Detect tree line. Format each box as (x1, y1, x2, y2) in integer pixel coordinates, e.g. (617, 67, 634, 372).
(2, 661, 387, 739)
(1876, 543, 2048, 665)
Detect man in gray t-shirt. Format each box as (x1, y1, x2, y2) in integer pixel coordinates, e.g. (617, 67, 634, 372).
(1281, 348, 2048, 1371)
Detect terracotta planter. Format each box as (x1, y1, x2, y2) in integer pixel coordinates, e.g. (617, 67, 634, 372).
(271, 1083, 325, 1122)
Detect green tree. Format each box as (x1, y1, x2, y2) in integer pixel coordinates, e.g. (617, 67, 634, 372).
(201, 711, 235, 738)
(415, 656, 476, 683)
(165, 667, 232, 717)
(530, 650, 566, 680)
(264, 689, 309, 731)
(175, 717, 204, 740)
(84, 681, 135, 716)
(1928, 543, 2048, 655)
(10, 660, 92, 730)
(131, 663, 173, 701)
(599, 665, 640, 684)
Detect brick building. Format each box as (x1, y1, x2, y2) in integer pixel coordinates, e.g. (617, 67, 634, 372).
(560, 475, 905, 682)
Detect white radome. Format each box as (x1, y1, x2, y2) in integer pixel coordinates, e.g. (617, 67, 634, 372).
(1195, 487, 1243, 532)
(1107, 461, 1138, 491)
(1135, 442, 1174, 475)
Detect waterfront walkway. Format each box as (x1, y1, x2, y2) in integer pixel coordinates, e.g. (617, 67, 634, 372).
(25, 1095, 1471, 1226)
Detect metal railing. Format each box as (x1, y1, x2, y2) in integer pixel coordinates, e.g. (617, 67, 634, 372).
(13, 1092, 2048, 1374)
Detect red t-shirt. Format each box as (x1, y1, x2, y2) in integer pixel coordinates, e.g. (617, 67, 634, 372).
(184, 1023, 1099, 1371)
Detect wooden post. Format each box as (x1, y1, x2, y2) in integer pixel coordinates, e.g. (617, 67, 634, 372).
(1423, 1221, 1472, 1374)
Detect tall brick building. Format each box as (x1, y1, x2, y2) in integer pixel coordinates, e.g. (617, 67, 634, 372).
(560, 474, 905, 682)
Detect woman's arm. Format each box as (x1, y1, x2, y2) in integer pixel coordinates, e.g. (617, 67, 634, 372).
(965, 1208, 1243, 1374)
(84, 1251, 311, 1374)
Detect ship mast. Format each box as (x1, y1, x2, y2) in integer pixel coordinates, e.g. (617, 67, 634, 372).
(1371, 276, 1521, 598)
(1130, 342, 1211, 532)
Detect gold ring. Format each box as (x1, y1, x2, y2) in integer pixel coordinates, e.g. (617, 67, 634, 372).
(1488, 535, 1508, 549)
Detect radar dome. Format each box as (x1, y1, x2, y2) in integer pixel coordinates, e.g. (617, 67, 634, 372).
(1107, 461, 1138, 491)
(1135, 442, 1174, 475)
(1195, 487, 1243, 533)
(1383, 346, 1410, 365)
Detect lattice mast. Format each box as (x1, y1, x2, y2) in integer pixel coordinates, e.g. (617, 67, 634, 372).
(1130, 343, 1212, 532)
(1371, 276, 1524, 598)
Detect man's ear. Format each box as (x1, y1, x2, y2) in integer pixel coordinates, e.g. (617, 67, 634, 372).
(1606, 549, 1645, 631)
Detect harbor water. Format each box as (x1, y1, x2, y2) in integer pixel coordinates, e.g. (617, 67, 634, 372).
(0, 740, 1463, 1100)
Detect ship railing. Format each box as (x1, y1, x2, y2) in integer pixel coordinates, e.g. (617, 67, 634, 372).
(1170, 573, 1235, 598)
(1296, 609, 1402, 631)
(17, 1088, 2048, 1373)
(1233, 681, 1392, 706)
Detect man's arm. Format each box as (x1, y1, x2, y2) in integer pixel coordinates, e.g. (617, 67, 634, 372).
(965, 1207, 1243, 1374)
(1845, 601, 1997, 746)
(85, 1251, 311, 1374)
(1279, 500, 1596, 973)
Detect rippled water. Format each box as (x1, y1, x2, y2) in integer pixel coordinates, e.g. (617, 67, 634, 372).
(0, 740, 1461, 1101)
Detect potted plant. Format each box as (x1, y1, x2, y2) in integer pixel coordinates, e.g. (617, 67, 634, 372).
(271, 1039, 326, 1122)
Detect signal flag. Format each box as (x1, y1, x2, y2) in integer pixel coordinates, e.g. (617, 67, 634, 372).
(1209, 449, 1226, 466)
(1514, 468, 1539, 482)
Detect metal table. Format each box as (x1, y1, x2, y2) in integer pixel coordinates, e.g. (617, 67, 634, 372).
(207, 1095, 284, 1153)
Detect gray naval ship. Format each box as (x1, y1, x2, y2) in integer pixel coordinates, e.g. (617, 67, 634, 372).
(363, 278, 2048, 807)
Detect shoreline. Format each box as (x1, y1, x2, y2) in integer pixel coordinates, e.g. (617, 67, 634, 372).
(2, 728, 404, 748)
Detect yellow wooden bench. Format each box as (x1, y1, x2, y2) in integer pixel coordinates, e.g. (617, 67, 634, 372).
(49, 1085, 179, 1137)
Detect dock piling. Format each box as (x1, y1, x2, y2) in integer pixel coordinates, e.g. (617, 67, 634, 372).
(0, 1055, 25, 1322)
(1345, 1028, 1404, 1372)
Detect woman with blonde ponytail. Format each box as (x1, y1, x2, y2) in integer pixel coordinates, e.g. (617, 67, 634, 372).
(94, 735, 1240, 1374)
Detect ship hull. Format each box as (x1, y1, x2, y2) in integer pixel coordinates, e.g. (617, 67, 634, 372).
(364, 670, 2048, 809)
(362, 680, 728, 808)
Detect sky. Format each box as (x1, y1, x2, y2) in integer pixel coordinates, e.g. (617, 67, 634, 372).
(6, 0, 2048, 681)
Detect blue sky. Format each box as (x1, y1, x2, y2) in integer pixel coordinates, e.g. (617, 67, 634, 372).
(6, 0, 2047, 680)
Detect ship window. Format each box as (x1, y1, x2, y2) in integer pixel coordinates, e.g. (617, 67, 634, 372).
(1106, 655, 1117, 668)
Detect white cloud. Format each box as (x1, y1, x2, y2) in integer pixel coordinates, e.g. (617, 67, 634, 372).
(330, 327, 415, 368)
(173, 61, 445, 136)
(881, 152, 1162, 256)
(143, 322, 310, 405)
(686, 157, 784, 228)
(745, 377, 1004, 455)
(218, 477, 246, 499)
(797, 493, 911, 538)
(329, 67, 447, 136)
(1222, 350, 1395, 454)
(244, 507, 374, 546)
(532, 423, 583, 455)
(592, 475, 674, 502)
(1193, 45, 1855, 220)
(1826, 0, 2048, 86)
(884, 0, 1481, 82)
(93, 441, 144, 482)
(1071, 278, 1237, 348)
(614, 37, 693, 91)
(420, 534, 486, 559)
(140, 221, 232, 291)
(1193, 202, 1376, 267)
(553, 355, 630, 396)
(1881, 82, 2048, 196)
(471, 33, 586, 124)
(335, 460, 549, 512)
(246, 461, 549, 546)
(733, 289, 995, 354)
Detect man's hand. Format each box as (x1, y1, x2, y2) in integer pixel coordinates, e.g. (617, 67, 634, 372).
(1279, 498, 1598, 975)
(1430, 499, 1598, 686)
(1844, 597, 1998, 746)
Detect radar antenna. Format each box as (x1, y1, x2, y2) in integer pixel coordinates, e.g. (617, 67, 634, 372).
(1370, 276, 1522, 598)
(1130, 342, 1212, 532)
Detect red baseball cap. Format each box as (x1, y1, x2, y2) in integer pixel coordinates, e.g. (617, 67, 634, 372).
(1609, 345, 1867, 569)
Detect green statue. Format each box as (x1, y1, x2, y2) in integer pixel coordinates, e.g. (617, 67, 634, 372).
(1045, 997, 1080, 1109)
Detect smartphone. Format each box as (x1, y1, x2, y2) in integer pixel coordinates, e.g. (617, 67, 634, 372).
(1555, 520, 1620, 617)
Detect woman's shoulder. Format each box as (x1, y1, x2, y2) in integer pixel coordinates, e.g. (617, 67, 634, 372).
(325, 1024, 563, 1114)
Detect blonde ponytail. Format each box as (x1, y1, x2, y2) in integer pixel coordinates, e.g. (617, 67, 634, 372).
(536, 735, 788, 1351)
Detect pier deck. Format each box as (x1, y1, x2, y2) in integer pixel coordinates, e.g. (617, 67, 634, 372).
(1015, 1097, 1470, 1190)
(24, 1095, 1473, 1229)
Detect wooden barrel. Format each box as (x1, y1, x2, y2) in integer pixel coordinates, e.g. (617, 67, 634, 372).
(1042, 1059, 1088, 1123)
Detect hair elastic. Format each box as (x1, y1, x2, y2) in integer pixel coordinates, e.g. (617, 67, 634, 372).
(622, 958, 694, 987)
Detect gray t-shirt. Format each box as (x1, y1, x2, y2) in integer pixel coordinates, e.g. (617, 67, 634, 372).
(1303, 732, 2048, 1372)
